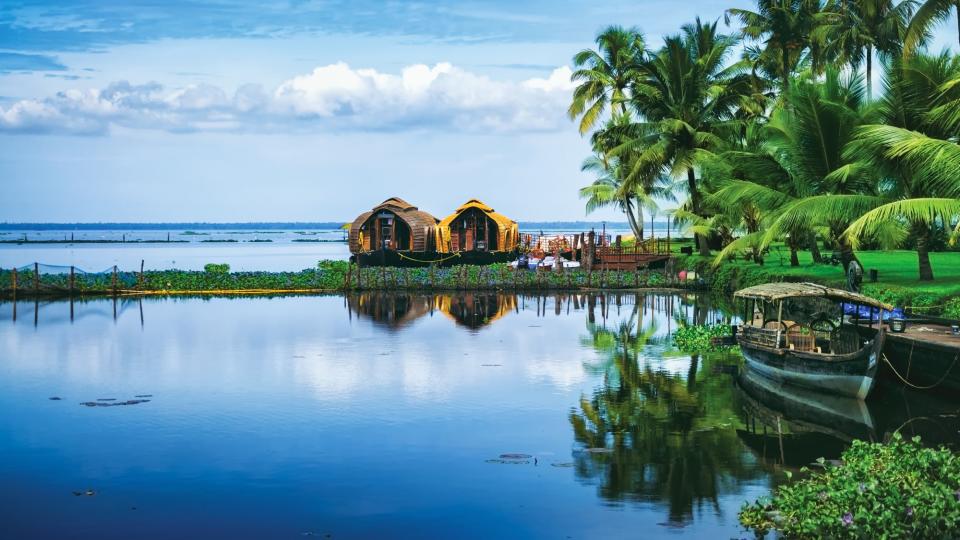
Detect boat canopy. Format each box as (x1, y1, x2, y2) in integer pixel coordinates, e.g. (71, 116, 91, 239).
(733, 282, 892, 311)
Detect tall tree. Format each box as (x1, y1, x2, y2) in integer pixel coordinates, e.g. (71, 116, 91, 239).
(843, 52, 960, 280)
(814, 0, 912, 99)
(568, 26, 645, 135)
(726, 0, 826, 93)
(617, 18, 751, 256)
(903, 0, 959, 56)
(749, 68, 882, 270)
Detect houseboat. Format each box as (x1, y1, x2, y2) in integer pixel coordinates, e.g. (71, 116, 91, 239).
(733, 282, 889, 400)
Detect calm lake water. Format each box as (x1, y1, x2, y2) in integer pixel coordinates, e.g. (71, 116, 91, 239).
(0, 229, 351, 272)
(1, 292, 956, 539)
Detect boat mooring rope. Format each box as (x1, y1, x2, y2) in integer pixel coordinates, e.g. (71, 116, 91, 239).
(881, 352, 959, 391)
(396, 252, 462, 264)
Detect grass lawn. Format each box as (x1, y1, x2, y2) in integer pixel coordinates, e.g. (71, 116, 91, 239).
(678, 247, 960, 315)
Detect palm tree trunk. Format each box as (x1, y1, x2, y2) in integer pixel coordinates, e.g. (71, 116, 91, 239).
(686, 168, 710, 256)
(916, 223, 935, 281)
(838, 237, 859, 273)
(866, 45, 872, 101)
(789, 246, 800, 267)
(623, 198, 644, 239)
(782, 48, 790, 93)
(957, 3, 960, 49)
(809, 233, 822, 263)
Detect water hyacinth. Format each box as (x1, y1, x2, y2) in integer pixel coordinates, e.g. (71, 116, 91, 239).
(0, 260, 702, 297)
(841, 512, 853, 527)
(739, 434, 960, 538)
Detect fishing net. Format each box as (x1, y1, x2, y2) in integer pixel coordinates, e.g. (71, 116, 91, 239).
(2, 263, 139, 293)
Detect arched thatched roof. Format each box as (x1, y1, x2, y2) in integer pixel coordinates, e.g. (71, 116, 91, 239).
(349, 197, 439, 253)
(437, 198, 519, 253)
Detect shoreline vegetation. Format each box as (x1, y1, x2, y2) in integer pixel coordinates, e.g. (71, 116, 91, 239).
(0, 260, 704, 299)
(3, 249, 959, 318)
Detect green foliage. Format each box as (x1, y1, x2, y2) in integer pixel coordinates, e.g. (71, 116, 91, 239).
(739, 433, 960, 539)
(204, 263, 230, 274)
(672, 324, 735, 352)
(0, 261, 699, 297)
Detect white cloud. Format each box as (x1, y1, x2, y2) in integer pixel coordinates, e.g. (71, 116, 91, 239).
(0, 63, 576, 135)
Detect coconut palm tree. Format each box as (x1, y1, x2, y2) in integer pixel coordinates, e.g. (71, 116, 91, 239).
(617, 18, 752, 256)
(903, 0, 959, 56)
(726, 0, 826, 93)
(569, 26, 646, 135)
(842, 53, 960, 280)
(738, 68, 882, 270)
(579, 153, 648, 238)
(814, 0, 912, 99)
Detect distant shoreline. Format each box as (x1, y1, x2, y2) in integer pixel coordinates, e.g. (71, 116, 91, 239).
(0, 221, 655, 231)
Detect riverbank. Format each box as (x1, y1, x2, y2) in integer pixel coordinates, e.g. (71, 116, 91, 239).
(4, 251, 959, 318)
(0, 261, 702, 299)
(675, 250, 960, 318)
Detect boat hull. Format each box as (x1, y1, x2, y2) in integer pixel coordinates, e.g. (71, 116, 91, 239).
(738, 330, 884, 400)
(882, 331, 960, 397)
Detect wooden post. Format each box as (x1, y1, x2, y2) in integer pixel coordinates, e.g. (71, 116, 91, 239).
(584, 230, 595, 272)
(357, 255, 363, 290)
(666, 217, 671, 253)
(139, 259, 145, 288)
(775, 300, 783, 348)
(380, 250, 386, 288)
(69, 266, 75, 294)
(112, 265, 118, 295)
(34, 262, 39, 292)
(11, 267, 17, 293)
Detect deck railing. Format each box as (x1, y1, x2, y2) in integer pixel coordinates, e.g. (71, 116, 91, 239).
(740, 325, 782, 348)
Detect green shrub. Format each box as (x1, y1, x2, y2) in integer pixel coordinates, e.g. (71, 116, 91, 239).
(204, 263, 230, 274)
(672, 323, 735, 352)
(739, 433, 960, 539)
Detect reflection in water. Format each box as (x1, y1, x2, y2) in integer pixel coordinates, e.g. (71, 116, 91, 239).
(2, 292, 960, 538)
(346, 292, 435, 329)
(570, 296, 761, 525)
(735, 366, 960, 468)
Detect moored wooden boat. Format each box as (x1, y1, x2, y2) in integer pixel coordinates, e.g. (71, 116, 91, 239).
(734, 283, 890, 400)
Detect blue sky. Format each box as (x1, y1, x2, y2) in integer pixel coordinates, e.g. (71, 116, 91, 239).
(1, 1, 957, 222)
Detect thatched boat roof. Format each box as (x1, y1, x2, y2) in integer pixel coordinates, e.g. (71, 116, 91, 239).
(348, 197, 439, 253)
(438, 198, 517, 231)
(734, 282, 892, 310)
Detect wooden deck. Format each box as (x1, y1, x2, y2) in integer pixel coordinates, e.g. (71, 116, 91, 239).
(595, 238, 672, 271)
(875, 320, 960, 396)
(887, 322, 960, 351)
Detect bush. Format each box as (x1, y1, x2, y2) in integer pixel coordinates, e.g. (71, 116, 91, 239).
(204, 263, 230, 274)
(739, 433, 960, 539)
(672, 323, 735, 352)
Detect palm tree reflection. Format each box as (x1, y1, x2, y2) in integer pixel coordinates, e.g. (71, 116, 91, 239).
(571, 296, 761, 525)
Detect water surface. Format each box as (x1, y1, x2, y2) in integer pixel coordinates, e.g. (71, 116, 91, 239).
(0, 293, 955, 539)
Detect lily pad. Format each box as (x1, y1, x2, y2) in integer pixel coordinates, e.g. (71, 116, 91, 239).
(499, 453, 532, 460)
(80, 399, 150, 407)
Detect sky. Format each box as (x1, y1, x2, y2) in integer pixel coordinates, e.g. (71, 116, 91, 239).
(1, 1, 957, 223)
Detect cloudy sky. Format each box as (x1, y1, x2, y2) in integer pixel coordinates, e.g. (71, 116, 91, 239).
(1, 1, 957, 222)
